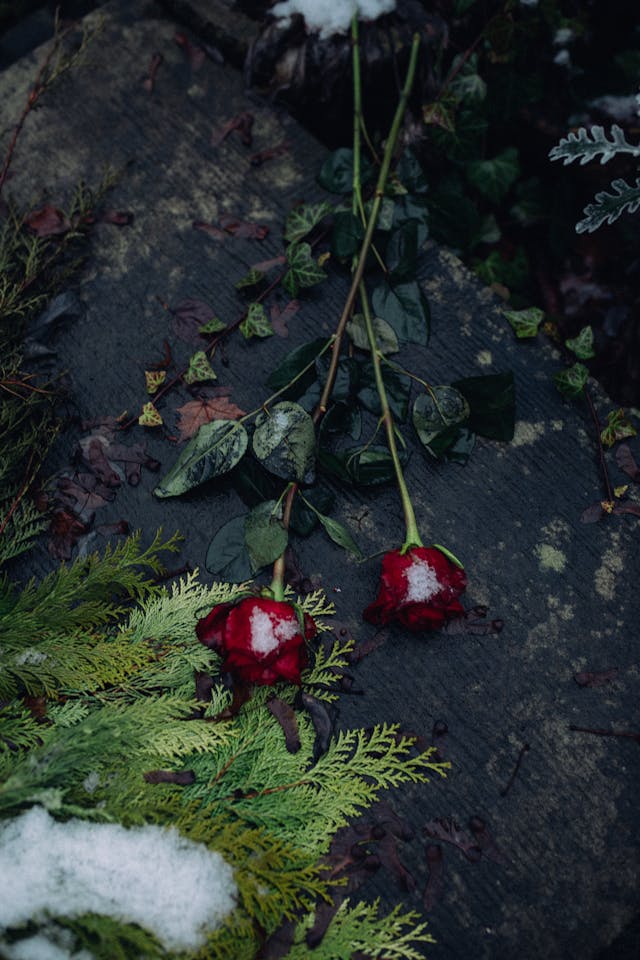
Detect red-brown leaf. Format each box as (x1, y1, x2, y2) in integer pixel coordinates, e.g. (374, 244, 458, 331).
(25, 205, 70, 237)
(176, 396, 245, 440)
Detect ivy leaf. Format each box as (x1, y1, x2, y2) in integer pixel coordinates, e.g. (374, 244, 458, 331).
(386, 220, 419, 283)
(240, 302, 273, 339)
(205, 514, 252, 581)
(413, 387, 470, 453)
(467, 147, 520, 204)
(395, 148, 429, 195)
(317, 147, 372, 193)
(554, 362, 589, 398)
(183, 350, 217, 384)
(357, 361, 411, 421)
(346, 314, 399, 355)
(235, 268, 265, 290)
(452, 372, 515, 440)
(565, 325, 595, 360)
(244, 500, 288, 571)
(198, 315, 226, 335)
(371, 280, 430, 345)
(331, 210, 365, 259)
(138, 402, 163, 427)
(154, 421, 248, 497)
(600, 409, 637, 448)
(252, 401, 316, 483)
(145, 370, 166, 394)
(346, 444, 409, 486)
(284, 201, 332, 243)
(282, 243, 326, 297)
(503, 306, 544, 339)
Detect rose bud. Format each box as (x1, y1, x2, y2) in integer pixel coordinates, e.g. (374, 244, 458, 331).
(196, 597, 316, 686)
(363, 546, 466, 632)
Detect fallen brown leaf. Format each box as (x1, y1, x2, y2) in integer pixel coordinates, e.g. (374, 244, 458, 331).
(176, 395, 246, 440)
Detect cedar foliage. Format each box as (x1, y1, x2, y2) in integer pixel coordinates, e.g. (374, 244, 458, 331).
(0, 534, 446, 959)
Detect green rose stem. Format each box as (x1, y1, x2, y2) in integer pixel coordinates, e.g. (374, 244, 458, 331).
(359, 281, 422, 551)
(269, 28, 422, 598)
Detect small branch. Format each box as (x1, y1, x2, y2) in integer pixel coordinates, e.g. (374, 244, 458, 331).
(584, 388, 614, 503)
(500, 742, 529, 797)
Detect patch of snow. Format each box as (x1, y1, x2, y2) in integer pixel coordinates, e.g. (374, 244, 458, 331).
(0, 807, 237, 952)
(15, 648, 48, 666)
(0, 928, 92, 960)
(404, 559, 440, 603)
(271, 0, 396, 38)
(250, 608, 298, 658)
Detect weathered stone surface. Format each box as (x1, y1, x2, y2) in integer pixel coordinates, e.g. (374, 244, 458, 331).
(1, 2, 638, 958)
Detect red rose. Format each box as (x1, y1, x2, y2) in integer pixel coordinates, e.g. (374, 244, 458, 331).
(196, 597, 316, 686)
(363, 546, 466, 631)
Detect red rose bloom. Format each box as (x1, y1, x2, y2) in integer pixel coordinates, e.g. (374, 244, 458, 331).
(363, 546, 466, 631)
(196, 597, 316, 686)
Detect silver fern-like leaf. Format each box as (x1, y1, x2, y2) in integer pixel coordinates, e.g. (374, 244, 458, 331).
(549, 124, 640, 166)
(577, 177, 640, 233)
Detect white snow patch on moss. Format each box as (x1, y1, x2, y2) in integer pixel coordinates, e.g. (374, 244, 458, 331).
(0, 807, 237, 952)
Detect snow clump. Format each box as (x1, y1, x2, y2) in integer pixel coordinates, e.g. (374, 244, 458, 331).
(0, 806, 237, 953)
(271, 0, 397, 38)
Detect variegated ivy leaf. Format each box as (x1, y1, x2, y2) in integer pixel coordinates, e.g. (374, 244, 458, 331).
(503, 306, 544, 339)
(600, 409, 637, 448)
(284, 201, 332, 244)
(282, 242, 326, 297)
(138, 402, 163, 427)
(240, 302, 273, 339)
(183, 350, 217, 384)
(235, 268, 265, 290)
(145, 370, 167, 394)
(565, 325, 595, 360)
(554, 362, 588, 398)
(198, 315, 226, 335)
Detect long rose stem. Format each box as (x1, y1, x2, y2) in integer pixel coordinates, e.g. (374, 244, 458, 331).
(269, 27, 421, 595)
(359, 282, 422, 549)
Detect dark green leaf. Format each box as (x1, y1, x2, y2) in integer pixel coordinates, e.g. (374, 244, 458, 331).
(346, 444, 409, 486)
(230, 457, 280, 507)
(290, 485, 335, 536)
(265, 337, 327, 394)
(315, 512, 363, 559)
(317, 148, 372, 194)
(205, 514, 252, 582)
(412, 386, 470, 450)
(554, 362, 589, 398)
(331, 210, 365, 259)
(244, 500, 288, 571)
(371, 280, 430, 345)
(284, 201, 332, 243)
(198, 316, 226, 334)
(466, 147, 520, 204)
(452, 372, 515, 441)
(154, 421, 248, 497)
(387, 220, 419, 283)
(430, 426, 476, 464)
(566, 325, 595, 360)
(282, 242, 326, 297)
(396, 148, 429, 195)
(346, 314, 399, 355)
(317, 447, 352, 483)
(315, 355, 355, 403)
(503, 306, 544, 339)
(319, 401, 362, 441)
(357, 360, 411, 422)
(253, 401, 316, 483)
(240, 302, 273, 339)
(426, 177, 483, 253)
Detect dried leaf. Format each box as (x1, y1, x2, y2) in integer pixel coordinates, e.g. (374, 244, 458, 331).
(267, 696, 301, 753)
(423, 817, 481, 862)
(250, 141, 291, 166)
(176, 396, 245, 441)
(219, 213, 269, 240)
(212, 111, 254, 147)
(468, 816, 506, 865)
(574, 668, 619, 687)
(174, 30, 205, 69)
(172, 299, 218, 343)
(25, 204, 71, 237)
(616, 444, 640, 482)
(138, 402, 163, 427)
(99, 210, 134, 226)
(423, 845, 444, 911)
(193, 220, 227, 240)
(580, 501, 606, 524)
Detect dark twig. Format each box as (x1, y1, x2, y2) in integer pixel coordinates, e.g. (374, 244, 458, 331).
(570, 725, 640, 744)
(584, 388, 614, 504)
(500, 742, 529, 797)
